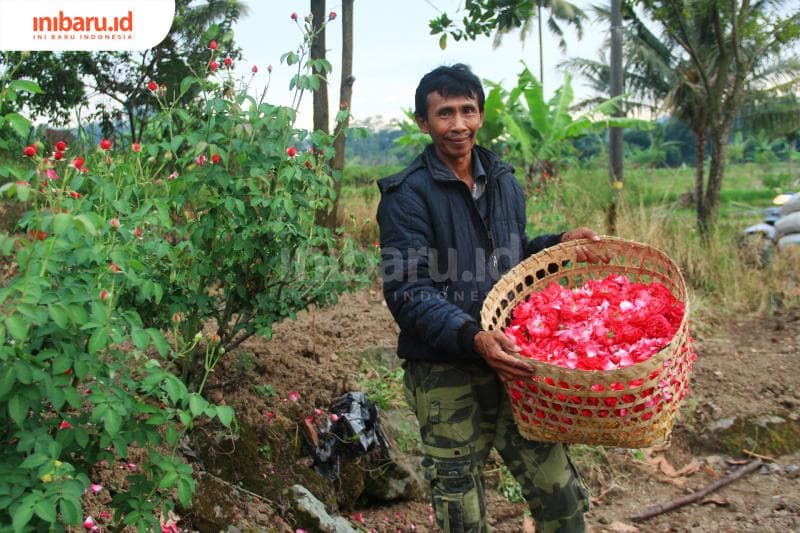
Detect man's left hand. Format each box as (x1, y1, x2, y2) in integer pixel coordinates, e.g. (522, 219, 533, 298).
(560, 227, 610, 263)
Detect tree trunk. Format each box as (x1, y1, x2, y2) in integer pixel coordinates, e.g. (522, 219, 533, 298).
(310, 0, 329, 135)
(607, 0, 624, 235)
(537, 1, 544, 87)
(318, 0, 354, 230)
(702, 125, 729, 238)
(694, 131, 709, 239)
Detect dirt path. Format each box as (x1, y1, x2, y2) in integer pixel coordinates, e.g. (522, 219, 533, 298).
(195, 290, 800, 532)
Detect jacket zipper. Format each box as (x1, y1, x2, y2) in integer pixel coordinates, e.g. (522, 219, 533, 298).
(459, 180, 497, 269)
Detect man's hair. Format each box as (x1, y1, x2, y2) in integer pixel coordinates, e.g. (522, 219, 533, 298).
(414, 63, 485, 119)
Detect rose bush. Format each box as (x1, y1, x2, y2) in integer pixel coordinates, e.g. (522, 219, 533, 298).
(0, 20, 374, 531)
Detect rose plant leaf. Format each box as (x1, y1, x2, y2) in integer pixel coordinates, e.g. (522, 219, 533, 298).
(104, 409, 121, 436)
(147, 329, 169, 356)
(52, 213, 72, 236)
(87, 326, 110, 355)
(58, 497, 80, 525)
(177, 477, 194, 508)
(131, 327, 150, 351)
(8, 80, 43, 95)
(4, 112, 31, 140)
(5, 314, 29, 342)
(8, 395, 27, 427)
(215, 405, 234, 428)
(48, 306, 69, 330)
(33, 497, 57, 523)
(11, 500, 34, 533)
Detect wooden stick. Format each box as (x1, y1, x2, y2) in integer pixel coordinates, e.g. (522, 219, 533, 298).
(630, 459, 762, 522)
(742, 449, 775, 462)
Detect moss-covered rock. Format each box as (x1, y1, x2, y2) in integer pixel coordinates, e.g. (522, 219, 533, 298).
(694, 411, 800, 456)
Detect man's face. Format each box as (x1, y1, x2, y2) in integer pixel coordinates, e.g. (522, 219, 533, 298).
(416, 91, 484, 162)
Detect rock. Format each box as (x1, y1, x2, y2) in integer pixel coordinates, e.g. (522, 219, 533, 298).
(363, 451, 424, 502)
(288, 484, 358, 533)
(784, 464, 800, 478)
(708, 417, 736, 431)
(693, 412, 800, 456)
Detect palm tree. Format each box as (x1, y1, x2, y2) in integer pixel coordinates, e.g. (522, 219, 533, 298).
(564, 0, 800, 238)
(492, 0, 587, 88)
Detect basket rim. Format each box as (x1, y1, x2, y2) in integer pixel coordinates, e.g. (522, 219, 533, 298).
(480, 236, 689, 379)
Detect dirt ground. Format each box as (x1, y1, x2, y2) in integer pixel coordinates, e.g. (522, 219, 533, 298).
(176, 287, 800, 532)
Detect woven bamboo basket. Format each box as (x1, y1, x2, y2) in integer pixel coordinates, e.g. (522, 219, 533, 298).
(480, 237, 694, 448)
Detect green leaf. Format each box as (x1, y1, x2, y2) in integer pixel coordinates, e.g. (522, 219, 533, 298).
(165, 425, 178, 445)
(179, 76, 198, 98)
(104, 409, 121, 436)
(216, 405, 234, 428)
(11, 502, 34, 533)
(8, 395, 27, 426)
(16, 183, 30, 202)
(177, 477, 194, 507)
(73, 359, 89, 379)
(52, 213, 72, 236)
(88, 326, 110, 355)
(19, 453, 48, 469)
(74, 427, 89, 448)
(8, 79, 43, 94)
(131, 327, 150, 350)
(4, 113, 30, 140)
(73, 214, 96, 236)
(148, 329, 169, 356)
(158, 471, 178, 489)
(33, 497, 57, 523)
(188, 394, 207, 418)
(5, 314, 29, 342)
(48, 306, 69, 329)
(59, 497, 80, 525)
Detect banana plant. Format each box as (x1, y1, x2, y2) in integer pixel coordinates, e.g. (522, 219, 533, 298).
(480, 65, 653, 192)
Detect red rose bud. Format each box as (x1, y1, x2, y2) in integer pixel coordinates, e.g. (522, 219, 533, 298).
(209, 60, 219, 71)
(109, 261, 121, 273)
(251, 65, 258, 73)
(71, 156, 85, 169)
(305, 161, 312, 169)
(211, 154, 221, 164)
(329, 413, 339, 423)
(286, 146, 297, 157)
(110, 218, 120, 229)
(55, 141, 67, 151)
(54, 151, 63, 160)
(172, 313, 182, 324)
(69, 191, 81, 199)
(329, 11, 337, 20)
(99, 138, 112, 150)
(132, 143, 141, 153)
(100, 290, 109, 301)
(290, 12, 298, 21)
(59, 420, 72, 430)
(135, 227, 143, 238)
(23, 144, 37, 157)
(223, 57, 233, 68)
(147, 81, 158, 92)
(195, 154, 207, 166)
(373, 241, 380, 248)
(209, 39, 218, 50)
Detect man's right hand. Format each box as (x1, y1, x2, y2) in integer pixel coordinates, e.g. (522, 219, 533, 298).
(474, 330, 536, 382)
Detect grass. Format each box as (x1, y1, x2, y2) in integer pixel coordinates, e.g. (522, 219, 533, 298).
(356, 363, 405, 411)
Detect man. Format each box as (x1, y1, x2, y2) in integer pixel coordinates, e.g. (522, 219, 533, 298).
(377, 64, 603, 532)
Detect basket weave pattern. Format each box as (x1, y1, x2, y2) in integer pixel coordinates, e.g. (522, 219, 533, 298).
(480, 237, 693, 448)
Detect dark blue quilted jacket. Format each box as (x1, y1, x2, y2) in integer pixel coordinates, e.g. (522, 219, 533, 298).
(377, 145, 561, 362)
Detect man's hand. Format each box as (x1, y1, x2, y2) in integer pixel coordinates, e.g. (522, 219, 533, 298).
(560, 227, 610, 263)
(474, 330, 536, 382)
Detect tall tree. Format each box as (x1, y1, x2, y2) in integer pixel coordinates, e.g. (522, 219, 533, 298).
(608, 0, 624, 234)
(429, 0, 586, 89)
(310, 0, 329, 136)
(326, 0, 355, 229)
(3, 0, 246, 141)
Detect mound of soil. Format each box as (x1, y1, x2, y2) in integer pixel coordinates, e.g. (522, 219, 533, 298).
(181, 290, 800, 531)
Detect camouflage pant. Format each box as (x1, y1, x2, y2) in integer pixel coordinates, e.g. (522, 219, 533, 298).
(403, 360, 591, 533)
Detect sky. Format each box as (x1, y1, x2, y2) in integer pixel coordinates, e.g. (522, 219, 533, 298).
(232, 0, 607, 130)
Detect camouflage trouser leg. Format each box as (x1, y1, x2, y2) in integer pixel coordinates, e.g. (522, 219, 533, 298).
(403, 360, 591, 533)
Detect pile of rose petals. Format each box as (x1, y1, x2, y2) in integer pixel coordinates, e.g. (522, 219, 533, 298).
(505, 274, 684, 371)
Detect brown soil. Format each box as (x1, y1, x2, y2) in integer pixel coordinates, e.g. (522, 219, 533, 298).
(149, 290, 800, 531)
